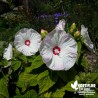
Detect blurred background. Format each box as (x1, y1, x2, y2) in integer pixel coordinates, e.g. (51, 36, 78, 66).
(0, 1, 98, 97)
(0, 0, 98, 48)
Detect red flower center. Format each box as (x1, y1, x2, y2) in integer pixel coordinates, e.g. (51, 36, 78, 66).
(52, 46, 61, 55)
(25, 40, 30, 46)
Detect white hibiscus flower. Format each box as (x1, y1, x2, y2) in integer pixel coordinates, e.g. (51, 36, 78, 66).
(14, 28, 41, 56)
(3, 43, 13, 60)
(81, 25, 95, 52)
(40, 20, 78, 71)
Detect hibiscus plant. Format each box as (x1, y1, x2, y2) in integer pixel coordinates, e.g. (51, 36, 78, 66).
(0, 19, 98, 98)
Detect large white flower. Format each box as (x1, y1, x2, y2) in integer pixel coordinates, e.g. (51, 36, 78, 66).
(14, 28, 41, 56)
(40, 20, 78, 71)
(3, 43, 13, 60)
(81, 25, 95, 52)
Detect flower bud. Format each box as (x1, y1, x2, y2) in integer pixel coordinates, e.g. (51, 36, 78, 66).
(70, 23, 76, 33)
(41, 29, 48, 38)
(74, 31, 80, 37)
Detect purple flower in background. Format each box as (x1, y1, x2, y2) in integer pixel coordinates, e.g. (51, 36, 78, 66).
(54, 12, 69, 24)
(38, 11, 69, 24)
(54, 12, 62, 24)
(54, 12, 62, 17)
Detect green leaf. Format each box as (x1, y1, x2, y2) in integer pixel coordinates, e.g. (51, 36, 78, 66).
(38, 71, 58, 94)
(62, 68, 76, 81)
(90, 73, 98, 82)
(0, 76, 9, 98)
(31, 55, 43, 69)
(25, 55, 43, 73)
(44, 77, 65, 98)
(58, 67, 77, 82)
(44, 92, 52, 98)
(76, 41, 82, 64)
(61, 81, 75, 92)
(95, 77, 98, 84)
(80, 57, 88, 69)
(28, 55, 37, 63)
(15, 88, 21, 95)
(13, 48, 20, 58)
(17, 72, 38, 92)
(0, 41, 6, 56)
(29, 79, 37, 87)
(0, 41, 5, 48)
(38, 75, 54, 94)
(37, 70, 49, 81)
(11, 60, 21, 71)
(14, 89, 37, 98)
(57, 71, 68, 82)
(51, 89, 65, 98)
(0, 59, 8, 67)
(19, 55, 27, 63)
(0, 95, 5, 98)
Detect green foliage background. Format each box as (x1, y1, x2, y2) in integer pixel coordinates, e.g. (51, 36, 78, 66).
(0, 0, 98, 98)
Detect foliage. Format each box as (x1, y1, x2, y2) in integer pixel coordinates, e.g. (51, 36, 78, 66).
(0, 12, 34, 41)
(0, 0, 98, 98)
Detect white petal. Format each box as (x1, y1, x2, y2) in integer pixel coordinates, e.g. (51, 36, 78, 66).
(58, 32, 77, 70)
(43, 29, 68, 48)
(40, 23, 78, 70)
(55, 19, 65, 30)
(17, 28, 29, 39)
(3, 43, 13, 60)
(29, 42, 41, 53)
(58, 31, 77, 48)
(42, 31, 57, 47)
(29, 29, 41, 41)
(53, 56, 65, 70)
(16, 45, 34, 56)
(40, 49, 53, 63)
(81, 25, 95, 52)
(46, 55, 65, 70)
(40, 38, 53, 63)
(14, 35, 24, 48)
(14, 28, 41, 56)
(60, 46, 77, 70)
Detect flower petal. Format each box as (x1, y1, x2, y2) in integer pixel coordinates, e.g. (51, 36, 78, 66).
(40, 19, 78, 70)
(40, 49, 53, 64)
(60, 47, 77, 70)
(42, 31, 58, 48)
(60, 34, 75, 48)
(3, 43, 13, 60)
(16, 45, 35, 56)
(81, 25, 95, 52)
(55, 19, 65, 30)
(14, 28, 41, 56)
(46, 55, 64, 70)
